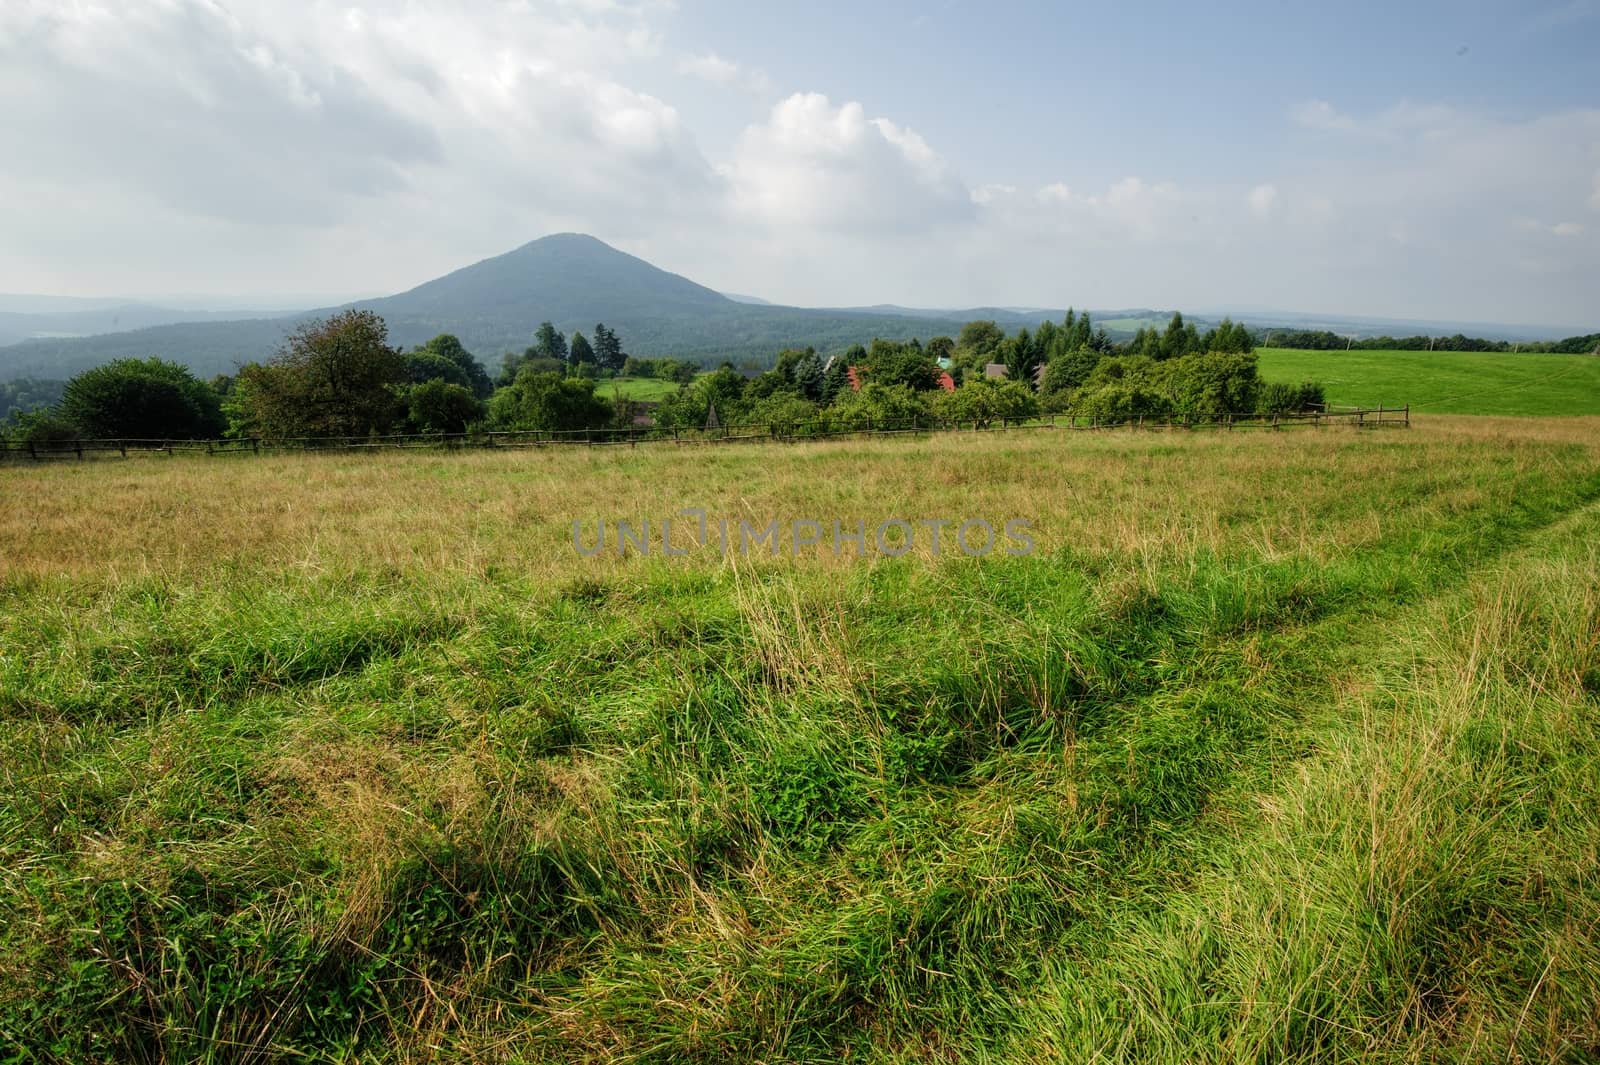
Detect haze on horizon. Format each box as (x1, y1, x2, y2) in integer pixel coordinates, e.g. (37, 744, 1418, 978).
(1, 0, 1596, 328)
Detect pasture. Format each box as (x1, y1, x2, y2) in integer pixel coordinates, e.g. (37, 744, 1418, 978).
(1257, 346, 1600, 415)
(2, 418, 1598, 1062)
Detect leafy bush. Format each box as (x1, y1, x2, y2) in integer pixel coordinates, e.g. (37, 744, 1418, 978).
(487, 370, 612, 432)
(404, 380, 484, 434)
(822, 383, 933, 431)
(932, 378, 1038, 428)
(59, 357, 224, 439)
(1259, 380, 1326, 414)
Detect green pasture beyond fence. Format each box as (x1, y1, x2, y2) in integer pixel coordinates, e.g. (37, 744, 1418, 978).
(0, 405, 1408, 462)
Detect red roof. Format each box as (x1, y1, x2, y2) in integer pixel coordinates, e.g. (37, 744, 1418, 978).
(846, 365, 863, 391)
(937, 371, 956, 392)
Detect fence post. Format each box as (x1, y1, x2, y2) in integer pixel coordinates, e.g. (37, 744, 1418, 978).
(75, 440, 83, 461)
(27, 439, 36, 460)
(119, 441, 127, 458)
(1404, 405, 1410, 428)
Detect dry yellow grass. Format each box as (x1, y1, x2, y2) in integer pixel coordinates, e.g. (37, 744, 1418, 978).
(4, 416, 1594, 584)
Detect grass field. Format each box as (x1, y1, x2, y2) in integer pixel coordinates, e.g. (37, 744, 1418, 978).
(3, 420, 1599, 1062)
(599, 375, 685, 402)
(1258, 347, 1600, 415)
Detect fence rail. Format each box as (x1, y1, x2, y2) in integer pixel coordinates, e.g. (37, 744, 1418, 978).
(0, 405, 1408, 462)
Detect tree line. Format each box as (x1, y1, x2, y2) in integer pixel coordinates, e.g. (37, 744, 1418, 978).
(1, 308, 1323, 446)
(1, 311, 650, 444)
(1262, 328, 1600, 353)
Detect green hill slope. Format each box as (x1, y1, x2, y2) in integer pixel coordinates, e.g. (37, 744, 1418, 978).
(1258, 347, 1600, 416)
(0, 235, 972, 380)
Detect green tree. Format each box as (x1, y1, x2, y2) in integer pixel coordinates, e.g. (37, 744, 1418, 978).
(415, 334, 493, 397)
(405, 379, 483, 434)
(1001, 327, 1043, 389)
(957, 320, 1005, 358)
(487, 370, 611, 432)
(933, 377, 1038, 428)
(926, 335, 955, 364)
(569, 331, 596, 367)
(59, 357, 224, 439)
(403, 351, 473, 390)
(232, 310, 405, 439)
(592, 323, 625, 373)
(1040, 347, 1102, 398)
(1159, 312, 1190, 360)
(1167, 351, 1263, 414)
(861, 339, 941, 391)
(821, 356, 851, 406)
(655, 365, 750, 429)
(532, 321, 569, 364)
(823, 383, 933, 431)
(793, 350, 825, 402)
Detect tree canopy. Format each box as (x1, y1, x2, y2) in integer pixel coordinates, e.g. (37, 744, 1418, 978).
(232, 310, 405, 439)
(59, 357, 224, 439)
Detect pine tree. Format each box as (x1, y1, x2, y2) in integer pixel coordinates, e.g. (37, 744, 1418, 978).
(1003, 327, 1043, 388)
(592, 323, 625, 373)
(1159, 312, 1187, 361)
(794, 351, 825, 402)
(569, 331, 595, 366)
(533, 321, 568, 364)
(821, 357, 850, 406)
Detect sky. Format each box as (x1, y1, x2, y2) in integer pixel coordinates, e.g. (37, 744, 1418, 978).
(1, 0, 1597, 327)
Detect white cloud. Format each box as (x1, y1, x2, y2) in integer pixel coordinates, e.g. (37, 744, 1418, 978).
(677, 51, 772, 95)
(1247, 183, 1279, 219)
(726, 93, 973, 233)
(0, 4, 1594, 325)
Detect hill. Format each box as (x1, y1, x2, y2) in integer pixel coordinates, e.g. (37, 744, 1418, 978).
(0, 305, 271, 348)
(1257, 347, 1600, 416)
(0, 235, 976, 380)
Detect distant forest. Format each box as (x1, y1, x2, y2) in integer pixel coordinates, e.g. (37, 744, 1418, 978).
(1262, 329, 1600, 354)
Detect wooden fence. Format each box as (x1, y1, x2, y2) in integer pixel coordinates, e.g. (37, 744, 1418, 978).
(0, 405, 1408, 462)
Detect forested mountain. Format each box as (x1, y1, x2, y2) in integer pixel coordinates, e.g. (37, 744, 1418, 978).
(0, 235, 980, 379)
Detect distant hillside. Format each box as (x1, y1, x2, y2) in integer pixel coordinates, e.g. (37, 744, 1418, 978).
(0, 304, 262, 348)
(0, 235, 973, 379)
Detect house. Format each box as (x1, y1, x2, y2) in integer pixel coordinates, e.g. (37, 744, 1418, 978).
(980, 363, 1046, 387)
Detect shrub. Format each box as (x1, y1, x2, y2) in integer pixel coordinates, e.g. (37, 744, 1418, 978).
(404, 380, 484, 434)
(59, 357, 224, 439)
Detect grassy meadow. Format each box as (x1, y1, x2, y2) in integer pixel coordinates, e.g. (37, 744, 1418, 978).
(599, 376, 684, 402)
(2, 418, 1599, 1062)
(1258, 347, 1600, 416)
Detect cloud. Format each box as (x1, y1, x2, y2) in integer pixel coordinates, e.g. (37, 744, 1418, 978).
(1292, 99, 1356, 133)
(726, 93, 973, 233)
(1247, 184, 1280, 219)
(0, 0, 727, 292)
(677, 51, 772, 95)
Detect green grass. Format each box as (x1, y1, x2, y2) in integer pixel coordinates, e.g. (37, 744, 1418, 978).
(2, 422, 1598, 1061)
(598, 375, 691, 401)
(1258, 347, 1600, 415)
